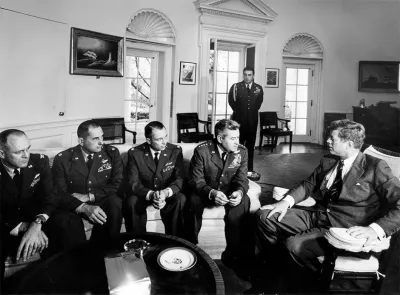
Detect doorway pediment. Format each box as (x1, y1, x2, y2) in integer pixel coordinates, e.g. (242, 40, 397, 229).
(193, 0, 277, 24)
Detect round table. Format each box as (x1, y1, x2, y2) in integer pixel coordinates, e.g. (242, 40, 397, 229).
(13, 232, 224, 295)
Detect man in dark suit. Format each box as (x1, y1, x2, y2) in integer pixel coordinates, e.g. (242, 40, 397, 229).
(52, 120, 123, 244)
(228, 66, 263, 174)
(125, 121, 186, 237)
(186, 119, 252, 279)
(0, 129, 85, 283)
(255, 119, 400, 291)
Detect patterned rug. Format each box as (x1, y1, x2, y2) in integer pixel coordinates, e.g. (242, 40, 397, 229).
(255, 153, 327, 189)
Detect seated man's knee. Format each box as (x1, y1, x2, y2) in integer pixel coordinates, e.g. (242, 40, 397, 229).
(169, 192, 186, 206)
(187, 193, 204, 216)
(285, 236, 304, 256)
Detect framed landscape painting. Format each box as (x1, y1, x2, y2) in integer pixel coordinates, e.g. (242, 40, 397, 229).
(70, 27, 124, 77)
(358, 61, 399, 93)
(179, 62, 196, 85)
(265, 68, 279, 88)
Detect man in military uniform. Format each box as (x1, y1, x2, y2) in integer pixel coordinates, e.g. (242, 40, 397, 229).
(52, 120, 123, 244)
(0, 129, 85, 284)
(228, 66, 264, 175)
(186, 119, 252, 279)
(125, 121, 186, 237)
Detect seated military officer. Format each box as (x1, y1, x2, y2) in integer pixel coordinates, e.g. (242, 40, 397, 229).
(52, 120, 124, 244)
(124, 121, 186, 238)
(0, 129, 85, 284)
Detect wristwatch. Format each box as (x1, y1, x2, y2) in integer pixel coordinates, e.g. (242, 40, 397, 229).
(33, 215, 46, 225)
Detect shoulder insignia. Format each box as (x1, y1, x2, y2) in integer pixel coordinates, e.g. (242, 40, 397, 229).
(58, 153, 62, 156)
(111, 147, 115, 151)
(75, 157, 79, 160)
(70, 149, 73, 152)
(28, 165, 33, 168)
(98, 154, 102, 157)
(177, 145, 181, 149)
(40, 154, 44, 158)
(130, 147, 135, 151)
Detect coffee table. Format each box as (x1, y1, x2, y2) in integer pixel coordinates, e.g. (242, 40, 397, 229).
(12, 232, 224, 294)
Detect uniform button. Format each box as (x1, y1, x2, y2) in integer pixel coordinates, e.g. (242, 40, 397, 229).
(327, 209, 330, 213)
(155, 185, 158, 187)
(70, 181, 72, 183)
(88, 181, 92, 184)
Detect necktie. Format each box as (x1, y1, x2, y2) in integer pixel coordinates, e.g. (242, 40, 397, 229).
(86, 154, 93, 171)
(222, 152, 227, 165)
(13, 169, 22, 189)
(247, 84, 251, 94)
(154, 152, 159, 167)
(327, 160, 344, 201)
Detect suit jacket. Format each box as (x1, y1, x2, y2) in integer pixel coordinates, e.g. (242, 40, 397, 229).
(288, 152, 400, 236)
(126, 143, 184, 199)
(0, 154, 58, 233)
(228, 81, 264, 131)
(52, 145, 124, 211)
(188, 139, 249, 198)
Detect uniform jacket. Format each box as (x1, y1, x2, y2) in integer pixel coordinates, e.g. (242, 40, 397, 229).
(228, 81, 264, 131)
(52, 145, 124, 211)
(188, 139, 249, 198)
(0, 154, 58, 233)
(126, 142, 184, 199)
(288, 152, 400, 236)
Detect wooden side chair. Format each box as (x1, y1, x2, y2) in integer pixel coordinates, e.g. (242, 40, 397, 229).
(259, 112, 292, 153)
(93, 117, 137, 144)
(176, 113, 213, 143)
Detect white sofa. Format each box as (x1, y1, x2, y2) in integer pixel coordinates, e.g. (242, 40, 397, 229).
(31, 142, 262, 259)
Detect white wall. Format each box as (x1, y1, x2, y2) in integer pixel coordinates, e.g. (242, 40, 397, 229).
(0, 0, 199, 146)
(1, 0, 400, 147)
(262, 0, 400, 115)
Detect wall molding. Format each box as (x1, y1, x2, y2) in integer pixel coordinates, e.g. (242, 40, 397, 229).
(283, 33, 324, 59)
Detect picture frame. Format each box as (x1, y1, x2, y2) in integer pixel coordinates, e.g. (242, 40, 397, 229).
(358, 61, 399, 93)
(265, 68, 279, 88)
(70, 27, 124, 77)
(179, 62, 196, 85)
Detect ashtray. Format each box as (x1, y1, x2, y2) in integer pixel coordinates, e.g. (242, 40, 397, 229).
(124, 239, 150, 257)
(247, 171, 260, 181)
(157, 247, 197, 271)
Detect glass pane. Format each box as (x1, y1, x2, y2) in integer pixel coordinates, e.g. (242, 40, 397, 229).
(125, 57, 137, 78)
(208, 93, 213, 116)
(228, 51, 239, 72)
(228, 72, 239, 90)
(215, 94, 227, 115)
(215, 114, 226, 122)
(217, 51, 228, 71)
(286, 68, 297, 84)
(284, 102, 296, 119)
(285, 85, 297, 101)
(134, 78, 151, 98)
(208, 70, 214, 92)
(216, 72, 228, 93)
(297, 86, 308, 101)
(298, 69, 309, 85)
(137, 57, 151, 78)
(295, 119, 307, 135)
(296, 102, 307, 118)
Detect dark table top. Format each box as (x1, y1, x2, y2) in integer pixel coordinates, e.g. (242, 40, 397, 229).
(13, 232, 224, 295)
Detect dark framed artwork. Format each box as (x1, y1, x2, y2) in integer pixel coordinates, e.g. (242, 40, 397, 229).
(179, 62, 196, 85)
(265, 68, 279, 88)
(70, 27, 124, 77)
(358, 61, 399, 93)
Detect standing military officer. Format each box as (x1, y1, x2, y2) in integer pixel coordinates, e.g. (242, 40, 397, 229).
(52, 120, 123, 244)
(186, 119, 252, 280)
(228, 66, 263, 176)
(125, 121, 186, 237)
(0, 129, 85, 286)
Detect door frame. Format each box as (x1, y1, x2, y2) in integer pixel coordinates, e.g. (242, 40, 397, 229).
(281, 58, 322, 144)
(125, 40, 173, 138)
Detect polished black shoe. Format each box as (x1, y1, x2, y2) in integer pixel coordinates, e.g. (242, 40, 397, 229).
(247, 171, 261, 181)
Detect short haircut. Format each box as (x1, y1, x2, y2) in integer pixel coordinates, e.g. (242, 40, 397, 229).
(328, 119, 365, 149)
(0, 129, 26, 150)
(243, 66, 255, 75)
(215, 119, 240, 138)
(77, 120, 101, 138)
(145, 121, 165, 139)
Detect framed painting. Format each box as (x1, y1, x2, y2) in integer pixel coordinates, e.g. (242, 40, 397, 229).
(70, 27, 124, 77)
(265, 68, 279, 88)
(358, 61, 399, 93)
(179, 62, 196, 85)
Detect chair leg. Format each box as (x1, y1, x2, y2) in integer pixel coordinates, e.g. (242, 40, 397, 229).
(271, 137, 276, 153)
(289, 134, 292, 153)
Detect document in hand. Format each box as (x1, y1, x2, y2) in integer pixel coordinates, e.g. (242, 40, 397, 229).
(104, 252, 151, 295)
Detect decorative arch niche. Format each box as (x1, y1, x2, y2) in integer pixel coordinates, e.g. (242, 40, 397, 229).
(283, 33, 323, 59)
(126, 9, 176, 45)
